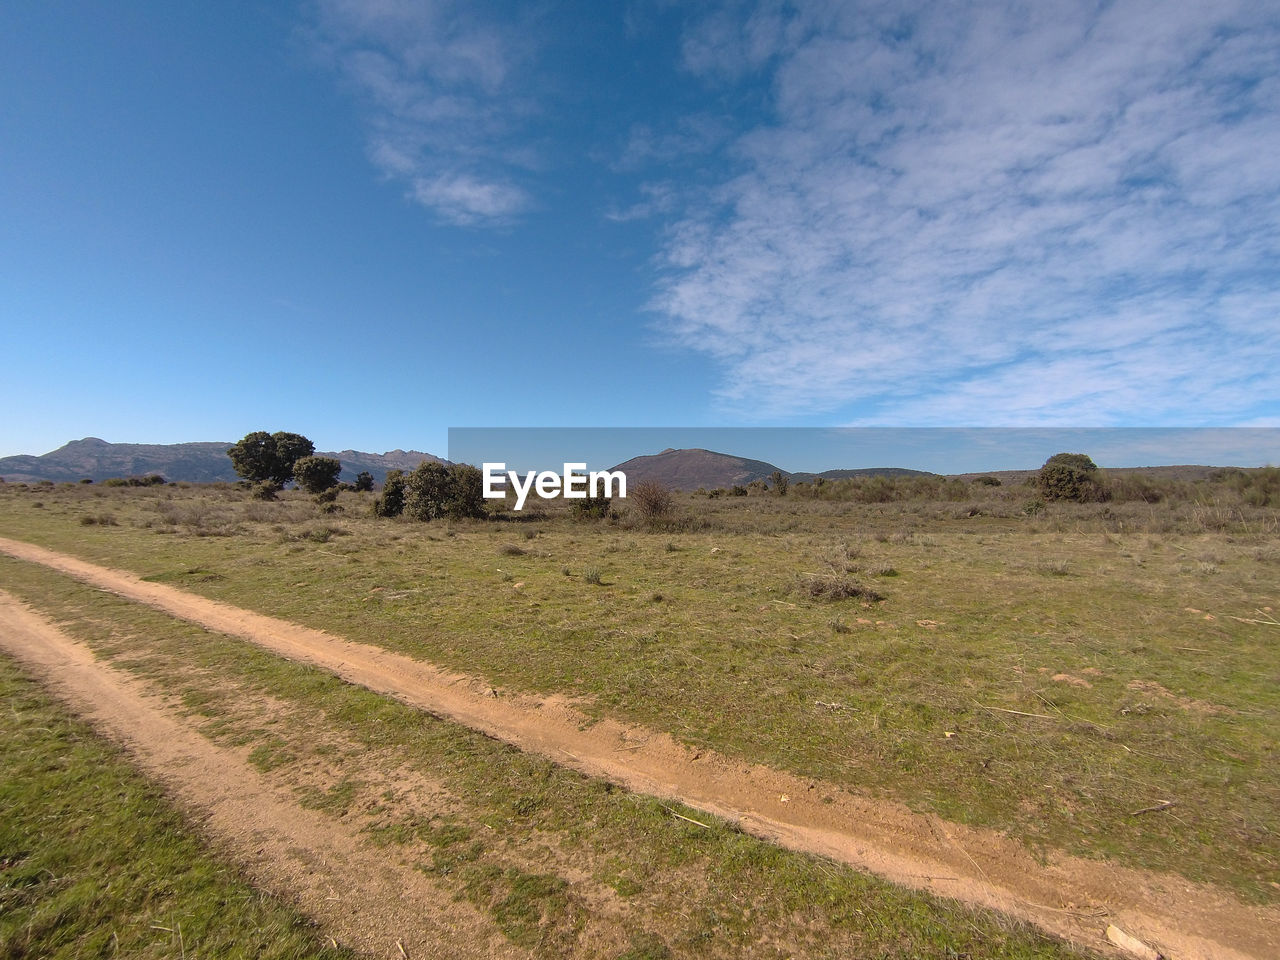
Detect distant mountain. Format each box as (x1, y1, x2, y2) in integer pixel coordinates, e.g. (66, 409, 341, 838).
(789, 467, 935, 482)
(611, 448, 783, 490)
(326, 449, 448, 484)
(0, 438, 445, 485)
(610, 448, 935, 491)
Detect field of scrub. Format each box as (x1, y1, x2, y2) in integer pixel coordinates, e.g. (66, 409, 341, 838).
(0, 476, 1277, 957)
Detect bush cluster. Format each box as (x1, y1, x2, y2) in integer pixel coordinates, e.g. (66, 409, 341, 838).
(101, 475, 167, 488)
(375, 462, 485, 520)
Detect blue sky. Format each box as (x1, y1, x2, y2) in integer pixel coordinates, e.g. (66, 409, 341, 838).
(3, 1, 1279, 463)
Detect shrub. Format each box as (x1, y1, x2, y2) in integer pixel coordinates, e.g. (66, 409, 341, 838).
(353, 471, 375, 492)
(101, 475, 165, 487)
(973, 475, 1002, 486)
(795, 574, 883, 602)
(769, 470, 790, 497)
(730, 485, 748, 497)
(1230, 465, 1280, 507)
(630, 480, 674, 522)
(315, 486, 341, 504)
(403, 462, 486, 521)
(1108, 473, 1165, 503)
(374, 469, 406, 518)
(293, 456, 342, 494)
(571, 494, 611, 520)
(253, 481, 280, 501)
(1037, 452, 1106, 502)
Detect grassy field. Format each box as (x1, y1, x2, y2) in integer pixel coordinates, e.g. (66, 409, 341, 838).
(0, 476, 1276, 907)
(0, 555, 1081, 959)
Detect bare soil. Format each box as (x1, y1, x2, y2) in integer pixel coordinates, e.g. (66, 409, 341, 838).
(2, 535, 1277, 960)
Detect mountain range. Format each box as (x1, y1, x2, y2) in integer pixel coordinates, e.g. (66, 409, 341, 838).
(0, 438, 443, 485)
(0, 439, 1223, 490)
(610, 448, 932, 490)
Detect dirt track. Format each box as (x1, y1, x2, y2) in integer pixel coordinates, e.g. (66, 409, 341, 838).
(0, 588, 526, 959)
(2, 535, 1277, 960)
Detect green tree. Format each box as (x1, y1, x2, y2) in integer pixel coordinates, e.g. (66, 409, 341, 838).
(226, 431, 315, 486)
(353, 471, 374, 492)
(1037, 452, 1106, 502)
(293, 456, 342, 494)
(374, 469, 406, 517)
(404, 462, 486, 521)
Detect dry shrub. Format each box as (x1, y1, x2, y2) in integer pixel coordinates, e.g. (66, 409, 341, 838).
(796, 573, 883, 602)
(630, 480, 675, 522)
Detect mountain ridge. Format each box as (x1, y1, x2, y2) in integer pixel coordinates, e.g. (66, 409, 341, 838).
(610, 447, 934, 491)
(0, 439, 445, 485)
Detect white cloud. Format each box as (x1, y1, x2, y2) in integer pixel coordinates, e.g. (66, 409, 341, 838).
(310, 0, 534, 225)
(653, 0, 1280, 424)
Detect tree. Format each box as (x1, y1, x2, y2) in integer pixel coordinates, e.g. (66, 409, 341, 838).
(1037, 452, 1106, 502)
(227, 431, 315, 486)
(769, 469, 790, 497)
(353, 471, 374, 492)
(293, 456, 342, 494)
(374, 469, 406, 517)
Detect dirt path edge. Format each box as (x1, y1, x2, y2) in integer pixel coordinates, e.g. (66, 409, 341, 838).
(2, 535, 1275, 960)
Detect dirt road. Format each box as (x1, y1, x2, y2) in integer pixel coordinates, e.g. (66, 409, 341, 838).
(0, 588, 526, 959)
(2, 535, 1276, 959)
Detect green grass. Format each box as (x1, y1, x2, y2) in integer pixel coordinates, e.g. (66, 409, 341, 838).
(1, 481, 1277, 901)
(0, 652, 355, 960)
(0, 557, 1084, 959)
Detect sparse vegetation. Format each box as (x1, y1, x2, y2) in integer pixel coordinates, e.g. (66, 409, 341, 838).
(1, 471, 1278, 917)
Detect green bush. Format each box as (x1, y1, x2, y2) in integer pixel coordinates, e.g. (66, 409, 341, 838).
(253, 481, 280, 501)
(1037, 452, 1106, 502)
(402, 462, 486, 521)
(353, 471, 374, 492)
(293, 456, 342, 494)
(1108, 473, 1166, 503)
(374, 469, 406, 518)
(571, 494, 611, 520)
(1230, 466, 1280, 507)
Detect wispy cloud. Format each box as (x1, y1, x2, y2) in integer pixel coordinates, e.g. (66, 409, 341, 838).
(309, 0, 536, 225)
(652, 0, 1280, 424)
